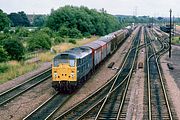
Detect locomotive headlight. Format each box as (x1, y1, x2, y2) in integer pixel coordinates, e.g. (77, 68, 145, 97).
(71, 73, 74, 78)
(54, 73, 58, 78)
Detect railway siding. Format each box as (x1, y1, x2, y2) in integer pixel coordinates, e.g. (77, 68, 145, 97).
(50, 27, 140, 119)
(144, 27, 177, 120)
(125, 26, 145, 120)
(54, 26, 141, 120)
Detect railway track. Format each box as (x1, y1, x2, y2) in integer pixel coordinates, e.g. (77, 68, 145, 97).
(0, 68, 51, 106)
(23, 93, 71, 120)
(54, 26, 142, 120)
(22, 28, 140, 120)
(144, 27, 176, 120)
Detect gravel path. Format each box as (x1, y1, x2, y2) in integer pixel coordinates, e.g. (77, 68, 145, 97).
(125, 27, 145, 120)
(0, 62, 51, 93)
(161, 45, 180, 119)
(51, 28, 140, 119)
(0, 79, 56, 120)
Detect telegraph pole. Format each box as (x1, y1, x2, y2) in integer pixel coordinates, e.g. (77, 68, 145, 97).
(173, 16, 175, 38)
(169, 9, 172, 58)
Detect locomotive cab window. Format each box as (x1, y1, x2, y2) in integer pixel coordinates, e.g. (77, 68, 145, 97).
(53, 59, 60, 67)
(69, 60, 75, 67)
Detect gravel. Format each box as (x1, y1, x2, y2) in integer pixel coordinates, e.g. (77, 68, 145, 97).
(125, 27, 145, 120)
(51, 28, 140, 119)
(0, 79, 56, 120)
(160, 45, 180, 119)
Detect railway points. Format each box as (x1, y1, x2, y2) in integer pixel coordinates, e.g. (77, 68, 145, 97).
(0, 25, 179, 120)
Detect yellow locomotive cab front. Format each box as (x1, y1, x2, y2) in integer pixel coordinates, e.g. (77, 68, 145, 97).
(52, 59, 77, 82)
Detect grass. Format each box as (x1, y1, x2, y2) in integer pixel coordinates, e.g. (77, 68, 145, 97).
(172, 37, 180, 44)
(53, 36, 99, 52)
(0, 61, 39, 84)
(0, 36, 99, 84)
(38, 52, 55, 62)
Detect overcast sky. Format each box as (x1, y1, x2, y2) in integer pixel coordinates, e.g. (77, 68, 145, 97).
(0, 0, 179, 17)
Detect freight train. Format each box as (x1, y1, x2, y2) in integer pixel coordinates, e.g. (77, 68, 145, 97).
(52, 28, 132, 93)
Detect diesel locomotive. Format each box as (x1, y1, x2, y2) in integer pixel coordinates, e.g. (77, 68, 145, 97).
(52, 28, 132, 93)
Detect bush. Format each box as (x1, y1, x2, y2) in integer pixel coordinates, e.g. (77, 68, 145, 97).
(58, 26, 69, 37)
(27, 32, 51, 51)
(68, 28, 82, 38)
(69, 38, 76, 44)
(0, 63, 9, 73)
(3, 38, 25, 61)
(15, 27, 29, 37)
(40, 27, 53, 37)
(0, 46, 9, 62)
(83, 32, 91, 38)
(54, 37, 65, 44)
(3, 27, 10, 34)
(0, 33, 10, 43)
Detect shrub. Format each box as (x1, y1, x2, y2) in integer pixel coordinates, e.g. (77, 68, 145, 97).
(0, 46, 9, 62)
(27, 32, 51, 51)
(3, 38, 25, 61)
(0, 63, 9, 73)
(40, 27, 53, 37)
(54, 37, 65, 44)
(58, 26, 69, 37)
(69, 38, 76, 44)
(83, 32, 91, 38)
(3, 27, 10, 34)
(68, 28, 82, 38)
(15, 27, 29, 37)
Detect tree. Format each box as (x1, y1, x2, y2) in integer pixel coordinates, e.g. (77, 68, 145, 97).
(3, 38, 25, 60)
(15, 27, 29, 37)
(18, 11, 30, 26)
(8, 11, 30, 27)
(46, 6, 120, 36)
(58, 26, 69, 37)
(0, 9, 10, 31)
(0, 45, 9, 62)
(69, 28, 82, 38)
(27, 32, 51, 51)
(40, 27, 53, 37)
(33, 15, 46, 27)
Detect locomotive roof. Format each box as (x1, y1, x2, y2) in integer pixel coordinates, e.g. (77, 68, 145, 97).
(55, 46, 92, 59)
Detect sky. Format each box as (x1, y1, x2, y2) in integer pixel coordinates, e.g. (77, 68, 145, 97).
(0, 0, 179, 17)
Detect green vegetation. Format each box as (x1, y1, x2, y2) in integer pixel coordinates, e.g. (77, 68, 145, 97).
(27, 31, 51, 51)
(46, 6, 122, 36)
(0, 46, 9, 62)
(2, 38, 25, 61)
(0, 9, 10, 31)
(0, 62, 39, 84)
(8, 11, 30, 27)
(32, 15, 46, 27)
(172, 37, 180, 44)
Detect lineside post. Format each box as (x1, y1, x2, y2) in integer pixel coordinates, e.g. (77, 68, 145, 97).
(169, 9, 172, 58)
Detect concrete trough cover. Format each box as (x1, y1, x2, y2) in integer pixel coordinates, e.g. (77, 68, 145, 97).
(138, 62, 143, 69)
(167, 63, 174, 70)
(108, 62, 115, 68)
